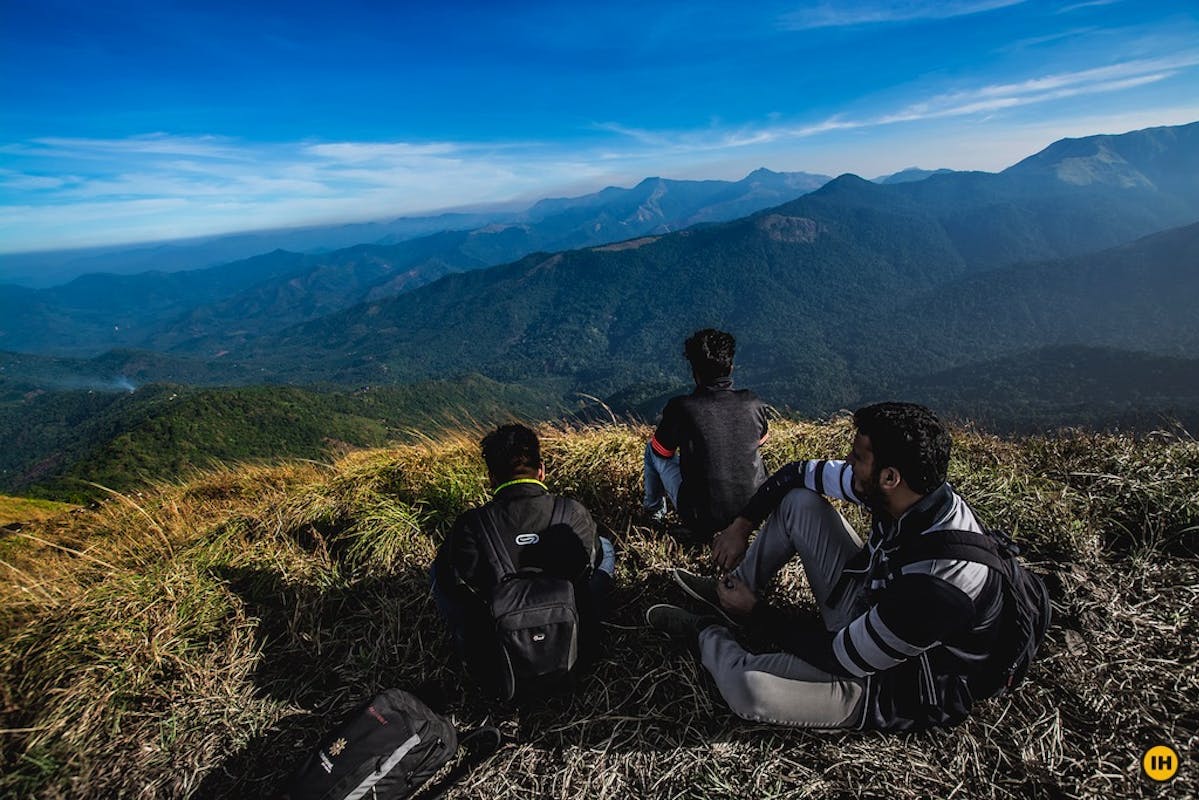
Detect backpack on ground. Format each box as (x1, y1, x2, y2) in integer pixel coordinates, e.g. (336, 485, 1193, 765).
(470, 498, 590, 701)
(896, 527, 1052, 698)
(277, 688, 500, 800)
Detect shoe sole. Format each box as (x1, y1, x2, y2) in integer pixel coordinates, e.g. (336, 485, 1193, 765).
(645, 603, 702, 636)
(670, 570, 739, 628)
(644, 602, 677, 628)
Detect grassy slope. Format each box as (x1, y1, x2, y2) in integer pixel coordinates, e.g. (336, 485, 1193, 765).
(0, 418, 1195, 799)
(0, 496, 76, 526)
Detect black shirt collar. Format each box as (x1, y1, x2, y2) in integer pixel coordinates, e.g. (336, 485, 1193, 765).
(696, 377, 734, 392)
(492, 478, 548, 499)
(891, 482, 954, 539)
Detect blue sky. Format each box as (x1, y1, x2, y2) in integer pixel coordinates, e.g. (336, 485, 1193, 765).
(1, 0, 1197, 253)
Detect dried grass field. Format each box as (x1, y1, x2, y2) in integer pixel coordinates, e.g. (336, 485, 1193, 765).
(1, 418, 1195, 798)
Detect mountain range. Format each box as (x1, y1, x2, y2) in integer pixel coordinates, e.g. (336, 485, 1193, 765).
(0, 168, 830, 356)
(228, 123, 1199, 407)
(2, 122, 1198, 495)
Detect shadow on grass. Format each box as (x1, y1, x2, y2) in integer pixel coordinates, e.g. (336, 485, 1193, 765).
(191, 543, 762, 798)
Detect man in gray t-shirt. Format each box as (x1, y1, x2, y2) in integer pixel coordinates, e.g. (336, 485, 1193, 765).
(643, 328, 769, 540)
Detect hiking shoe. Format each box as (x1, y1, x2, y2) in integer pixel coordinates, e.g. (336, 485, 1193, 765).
(645, 603, 723, 649)
(671, 568, 740, 628)
(641, 500, 669, 524)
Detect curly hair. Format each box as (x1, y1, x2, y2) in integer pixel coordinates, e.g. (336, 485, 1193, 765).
(852, 402, 951, 495)
(684, 328, 736, 384)
(481, 423, 541, 480)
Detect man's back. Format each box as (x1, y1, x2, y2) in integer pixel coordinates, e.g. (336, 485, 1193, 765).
(653, 378, 768, 534)
(442, 481, 597, 597)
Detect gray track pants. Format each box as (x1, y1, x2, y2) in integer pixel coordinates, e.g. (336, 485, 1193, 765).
(697, 488, 868, 728)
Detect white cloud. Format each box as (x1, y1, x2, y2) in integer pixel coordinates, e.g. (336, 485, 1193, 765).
(32, 134, 252, 161)
(304, 141, 460, 162)
(1058, 0, 1122, 13)
(2, 49, 1197, 253)
(593, 55, 1198, 150)
(779, 0, 1028, 30)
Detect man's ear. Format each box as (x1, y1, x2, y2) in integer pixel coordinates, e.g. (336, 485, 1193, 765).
(879, 466, 902, 490)
(537, 462, 546, 481)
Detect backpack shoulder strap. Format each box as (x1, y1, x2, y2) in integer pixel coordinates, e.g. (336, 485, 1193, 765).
(416, 725, 502, 800)
(548, 496, 597, 577)
(474, 506, 518, 580)
(890, 528, 1012, 577)
(548, 496, 569, 529)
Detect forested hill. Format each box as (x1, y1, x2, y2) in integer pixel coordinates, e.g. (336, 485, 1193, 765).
(0, 169, 829, 357)
(0, 376, 562, 500)
(1, 122, 1196, 490)
(236, 147, 1199, 413)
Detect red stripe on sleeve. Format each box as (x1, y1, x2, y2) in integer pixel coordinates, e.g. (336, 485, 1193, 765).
(651, 436, 676, 458)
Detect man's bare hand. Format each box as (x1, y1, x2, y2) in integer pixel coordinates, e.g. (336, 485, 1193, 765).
(716, 573, 757, 616)
(712, 516, 754, 571)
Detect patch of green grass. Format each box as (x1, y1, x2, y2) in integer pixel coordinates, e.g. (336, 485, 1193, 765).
(0, 495, 76, 526)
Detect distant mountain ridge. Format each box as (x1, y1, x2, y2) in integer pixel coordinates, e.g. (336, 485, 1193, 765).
(222, 123, 1199, 412)
(1, 121, 1196, 428)
(0, 168, 831, 356)
(874, 167, 956, 184)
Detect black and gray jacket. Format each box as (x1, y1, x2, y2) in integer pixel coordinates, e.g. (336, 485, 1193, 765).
(742, 459, 1006, 730)
(652, 378, 769, 535)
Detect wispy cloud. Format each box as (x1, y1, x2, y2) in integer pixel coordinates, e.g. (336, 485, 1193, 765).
(0, 132, 632, 251)
(2, 50, 1196, 253)
(997, 27, 1097, 52)
(597, 55, 1199, 146)
(1058, 0, 1123, 13)
(872, 55, 1199, 123)
(779, 0, 1028, 30)
(31, 134, 252, 161)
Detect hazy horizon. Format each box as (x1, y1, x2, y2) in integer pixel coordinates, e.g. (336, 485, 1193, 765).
(3, 1, 1198, 255)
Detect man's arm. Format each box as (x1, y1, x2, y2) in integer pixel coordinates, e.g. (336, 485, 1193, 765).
(713, 459, 861, 570)
(649, 397, 682, 457)
(757, 398, 769, 446)
(568, 500, 600, 569)
(742, 459, 861, 523)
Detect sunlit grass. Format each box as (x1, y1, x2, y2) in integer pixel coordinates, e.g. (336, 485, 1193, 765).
(0, 418, 1195, 798)
(0, 496, 77, 527)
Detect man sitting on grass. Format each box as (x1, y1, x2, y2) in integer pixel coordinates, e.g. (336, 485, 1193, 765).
(643, 328, 769, 543)
(431, 424, 615, 696)
(649, 402, 1046, 730)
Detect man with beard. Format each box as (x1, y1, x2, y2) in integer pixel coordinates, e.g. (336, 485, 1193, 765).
(647, 402, 1022, 730)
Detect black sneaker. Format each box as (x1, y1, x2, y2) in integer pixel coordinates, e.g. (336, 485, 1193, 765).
(641, 500, 669, 525)
(645, 603, 723, 646)
(671, 568, 740, 628)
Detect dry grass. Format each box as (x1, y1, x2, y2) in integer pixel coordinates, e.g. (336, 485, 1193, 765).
(0, 419, 1195, 798)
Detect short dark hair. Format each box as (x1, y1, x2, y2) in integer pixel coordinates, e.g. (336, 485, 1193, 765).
(684, 328, 735, 384)
(481, 423, 541, 480)
(852, 402, 950, 495)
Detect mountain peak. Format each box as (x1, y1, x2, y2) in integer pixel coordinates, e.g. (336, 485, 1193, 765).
(1003, 121, 1199, 188)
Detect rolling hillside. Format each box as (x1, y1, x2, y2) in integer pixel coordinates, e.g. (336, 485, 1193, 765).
(231, 127, 1199, 413)
(0, 377, 563, 500)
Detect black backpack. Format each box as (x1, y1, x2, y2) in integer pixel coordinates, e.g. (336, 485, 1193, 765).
(894, 527, 1052, 698)
(277, 689, 500, 800)
(469, 498, 590, 701)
